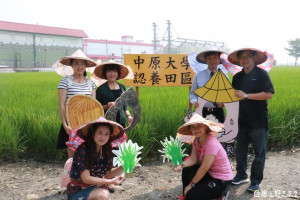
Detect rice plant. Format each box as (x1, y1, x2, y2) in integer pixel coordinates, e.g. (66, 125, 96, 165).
(112, 140, 143, 174)
(158, 136, 188, 165)
(0, 66, 300, 161)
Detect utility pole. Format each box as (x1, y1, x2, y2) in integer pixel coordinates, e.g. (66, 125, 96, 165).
(153, 22, 157, 52)
(33, 34, 37, 67)
(167, 20, 171, 53)
(44, 48, 47, 67)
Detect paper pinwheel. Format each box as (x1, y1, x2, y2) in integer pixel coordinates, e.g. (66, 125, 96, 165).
(158, 136, 188, 166)
(194, 69, 242, 103)
(112, 140, 143, 174)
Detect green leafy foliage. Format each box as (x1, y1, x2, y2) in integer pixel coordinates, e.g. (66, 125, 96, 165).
(285, 38, 300, 66)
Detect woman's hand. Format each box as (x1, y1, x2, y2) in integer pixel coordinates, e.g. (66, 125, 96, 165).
(184, 184, 192, 196)
(110, 175, 124, 185)
(173, 164, 183, 172)
(127, 115, 133, 124)
(106, 166, 124, 179)
(107, 102, 116, 109)
(63, 123, 72, 135)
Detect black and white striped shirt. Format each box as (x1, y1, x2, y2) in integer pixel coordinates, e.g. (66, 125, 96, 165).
(57, 76, 96, 101)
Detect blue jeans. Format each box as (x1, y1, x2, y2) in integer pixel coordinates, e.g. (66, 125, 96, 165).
(69, 186, 96, 200)
(235, 127, 267, 184)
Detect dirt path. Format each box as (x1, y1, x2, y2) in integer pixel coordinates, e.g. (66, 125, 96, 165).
(0, 150, 299, 200)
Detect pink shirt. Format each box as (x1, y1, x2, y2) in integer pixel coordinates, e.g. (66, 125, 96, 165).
(193, 135, 233, 181)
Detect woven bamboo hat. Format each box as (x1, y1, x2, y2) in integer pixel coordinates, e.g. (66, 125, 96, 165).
(66, 94, 104, 130)
(196, 49, 225, 64)
(178, 114, 224, 136)
(228, 48, 267, 66)
(93, 60, 129, 80)
(76, 117, 124, 140)
(60, 49, 96, 67)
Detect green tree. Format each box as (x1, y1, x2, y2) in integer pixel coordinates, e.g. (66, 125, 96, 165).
(285, 38, 300, 66)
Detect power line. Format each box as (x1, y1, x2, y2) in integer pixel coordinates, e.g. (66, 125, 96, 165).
(153, 20, 230, 53)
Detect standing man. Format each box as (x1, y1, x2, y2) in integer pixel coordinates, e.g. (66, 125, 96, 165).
(189, 50, 235, 156)
(229, 48, 274, 192)
(189, 50, 226, 122)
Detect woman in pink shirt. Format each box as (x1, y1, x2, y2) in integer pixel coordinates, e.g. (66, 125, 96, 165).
(174, 114, 232, 200)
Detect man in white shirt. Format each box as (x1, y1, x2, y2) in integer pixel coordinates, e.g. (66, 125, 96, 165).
(189, 50, 235, 157)
(189, 50, 226, 123)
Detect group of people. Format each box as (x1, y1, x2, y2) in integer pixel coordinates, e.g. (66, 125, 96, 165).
(56, 47, 274, 200)
(56, 50, 132, 199)
(181, 47, 274, 199)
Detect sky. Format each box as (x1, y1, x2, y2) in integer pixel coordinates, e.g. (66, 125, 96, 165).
(1, 0, 299, 65)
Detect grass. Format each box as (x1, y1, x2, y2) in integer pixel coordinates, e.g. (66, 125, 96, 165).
(0, 72, 62, 161)
(0, 66, 300, 161)
(267, 67, 300, 148)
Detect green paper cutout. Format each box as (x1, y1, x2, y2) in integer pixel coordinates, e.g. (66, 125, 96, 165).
(158, 136, 188, 166)
(113, 140, 143, 173)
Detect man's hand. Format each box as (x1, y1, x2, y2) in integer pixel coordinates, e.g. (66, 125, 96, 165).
(217, 103, 224, 107)
(193, 102, 199, 108)
(234, 90, 246, 99)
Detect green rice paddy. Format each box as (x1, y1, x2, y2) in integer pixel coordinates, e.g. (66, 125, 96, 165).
(0, 67, 299, 161)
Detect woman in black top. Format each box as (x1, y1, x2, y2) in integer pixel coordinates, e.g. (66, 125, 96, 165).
(94, 60, 133, 127)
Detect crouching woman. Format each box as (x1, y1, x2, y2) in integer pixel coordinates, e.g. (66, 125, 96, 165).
(67, 117, 125, 200)
(174, 114, 232, 200)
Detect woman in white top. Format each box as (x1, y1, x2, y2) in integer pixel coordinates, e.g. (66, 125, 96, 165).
(57, 49, 97, 158)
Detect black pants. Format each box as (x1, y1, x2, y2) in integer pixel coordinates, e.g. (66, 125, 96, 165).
(56, 124, 68, 149)
(182, 165, 231, 200)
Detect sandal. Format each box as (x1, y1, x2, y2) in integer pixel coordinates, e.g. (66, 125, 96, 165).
(108, 187, 116, 193)
(178, 194, 185, 200)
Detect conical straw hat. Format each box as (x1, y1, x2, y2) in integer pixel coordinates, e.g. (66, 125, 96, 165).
(66, 94, 104, 130)
(178, 114, 224, 136)
(228, 48, 267, 66)
(76, 117, 124, 140)
(93, 60, 129, 80)
(60, 49, 96, 67)
(196, 49, 225, 64)
(194, 69, 242, 103)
